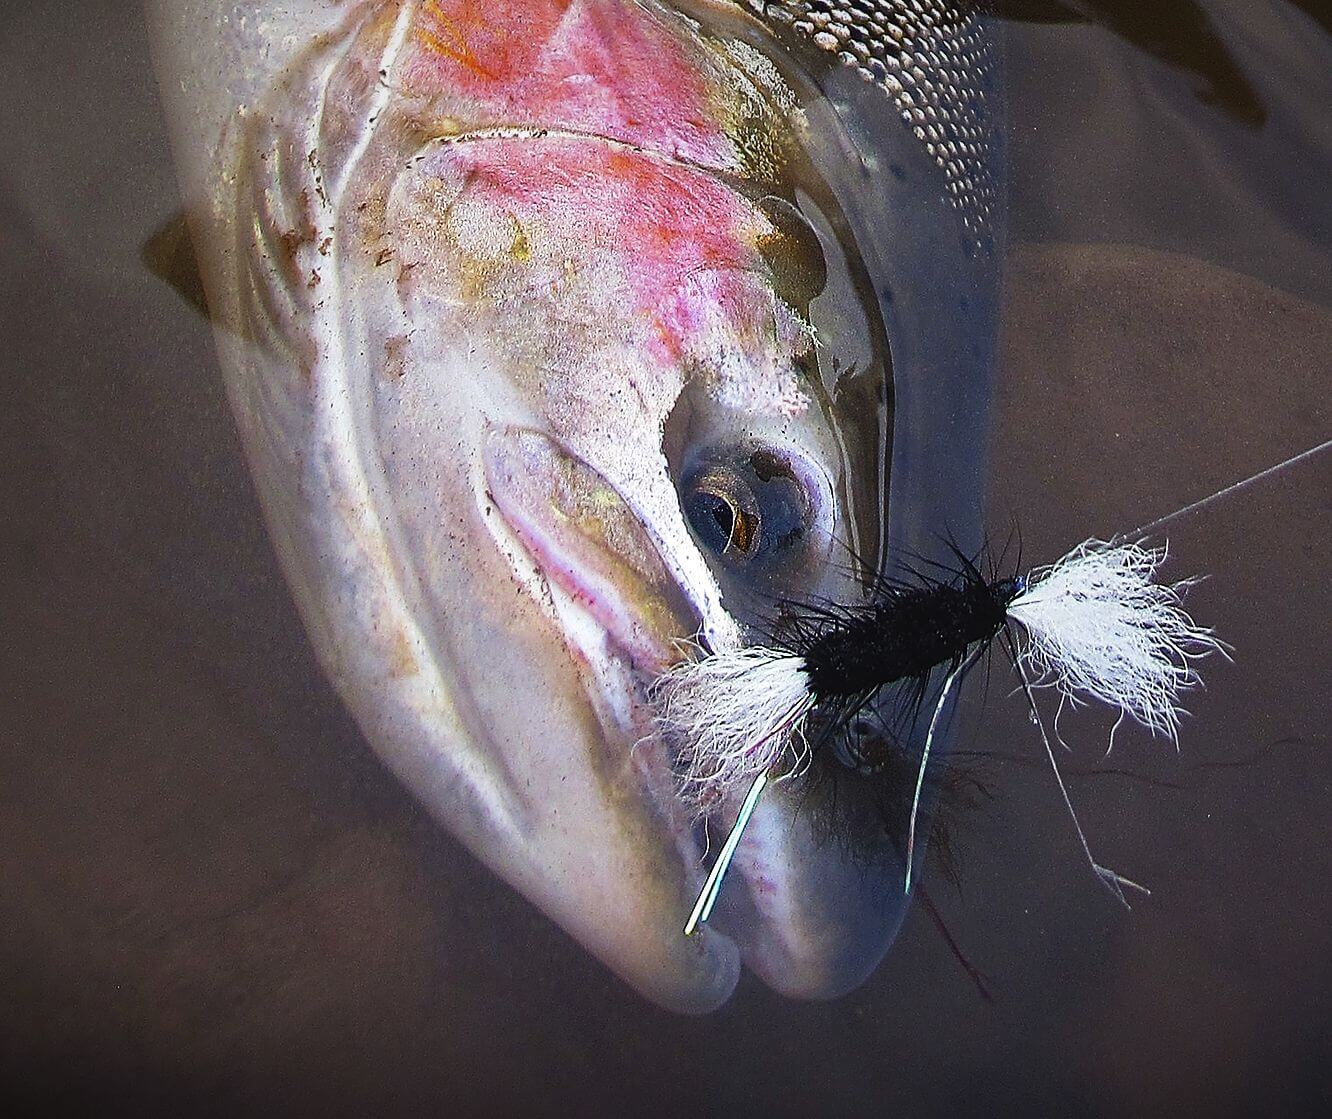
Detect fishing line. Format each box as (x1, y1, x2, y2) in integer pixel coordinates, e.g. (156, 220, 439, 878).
(660, 434, 1332, 935)
(1011, 642, 1149, 907)
(683, 769, 768, 937)
(905, 649, 979, 893)
(1122, 435, 1332, 540)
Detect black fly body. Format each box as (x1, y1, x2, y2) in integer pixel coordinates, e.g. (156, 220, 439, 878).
(775, 544, 1025, 879)
(775, 543, 1023, 743)
(728, 540, 1045, 905)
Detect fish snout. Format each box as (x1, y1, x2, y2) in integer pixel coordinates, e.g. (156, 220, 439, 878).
(482, 425, 912, 1004)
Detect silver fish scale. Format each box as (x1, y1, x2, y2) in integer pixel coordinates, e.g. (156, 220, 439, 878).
(750, 0, 996, 233)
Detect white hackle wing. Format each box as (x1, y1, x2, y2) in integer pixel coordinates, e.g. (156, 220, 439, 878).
(651, 647, 816, 815)
(1006, 539, 1227, 743)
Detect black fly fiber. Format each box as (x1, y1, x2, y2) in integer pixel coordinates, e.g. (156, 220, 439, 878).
(654, 538, 1224, 934)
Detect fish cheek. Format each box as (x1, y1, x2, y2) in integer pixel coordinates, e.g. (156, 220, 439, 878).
(386, 143, 679, 423)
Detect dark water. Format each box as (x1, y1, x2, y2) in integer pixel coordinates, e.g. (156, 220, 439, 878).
(2, 0, 1330, 1113)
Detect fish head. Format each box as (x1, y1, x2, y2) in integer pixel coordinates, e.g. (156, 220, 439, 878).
(147, 0, 1001, 1012)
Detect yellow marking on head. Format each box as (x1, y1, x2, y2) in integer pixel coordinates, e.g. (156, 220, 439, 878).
(415, 0, 499, 80)
(510, 216, 531, 262)
(387, 627, 420, 678)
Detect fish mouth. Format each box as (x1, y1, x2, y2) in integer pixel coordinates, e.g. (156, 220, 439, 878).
(482, 425, 908, 1009)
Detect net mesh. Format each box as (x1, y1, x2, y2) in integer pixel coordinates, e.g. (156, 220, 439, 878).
(749, 0, 996, 232)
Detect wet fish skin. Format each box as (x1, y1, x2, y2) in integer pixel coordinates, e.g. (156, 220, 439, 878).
(145, 0, 1000, 1010)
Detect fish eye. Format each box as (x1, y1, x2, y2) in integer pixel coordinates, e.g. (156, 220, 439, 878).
(682, 447, 816, 572)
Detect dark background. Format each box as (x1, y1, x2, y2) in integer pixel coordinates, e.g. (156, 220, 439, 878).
(2, 1, 1329, 1113)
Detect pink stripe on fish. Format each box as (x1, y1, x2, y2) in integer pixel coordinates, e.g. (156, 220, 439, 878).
(404, 0, 738, 170)
(418, 135, 781, 369)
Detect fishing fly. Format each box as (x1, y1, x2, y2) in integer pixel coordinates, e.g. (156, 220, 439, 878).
(656, 437, 1332, 937)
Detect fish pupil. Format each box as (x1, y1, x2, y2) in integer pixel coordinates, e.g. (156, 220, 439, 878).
(702, 493, 736, 541)
(680, 449, 811, 569)
(686, 489, 755, 559)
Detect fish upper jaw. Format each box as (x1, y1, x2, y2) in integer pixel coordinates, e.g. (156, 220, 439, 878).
(475, 423, 749, 1010)
(482, 427, 700, 675)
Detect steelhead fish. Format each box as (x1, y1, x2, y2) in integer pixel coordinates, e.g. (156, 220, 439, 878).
(145, 0, 1003, 1011)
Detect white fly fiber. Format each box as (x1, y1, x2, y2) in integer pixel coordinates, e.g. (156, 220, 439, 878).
(651, 648, 815, 814)
(1006, 540, 1225, 742)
